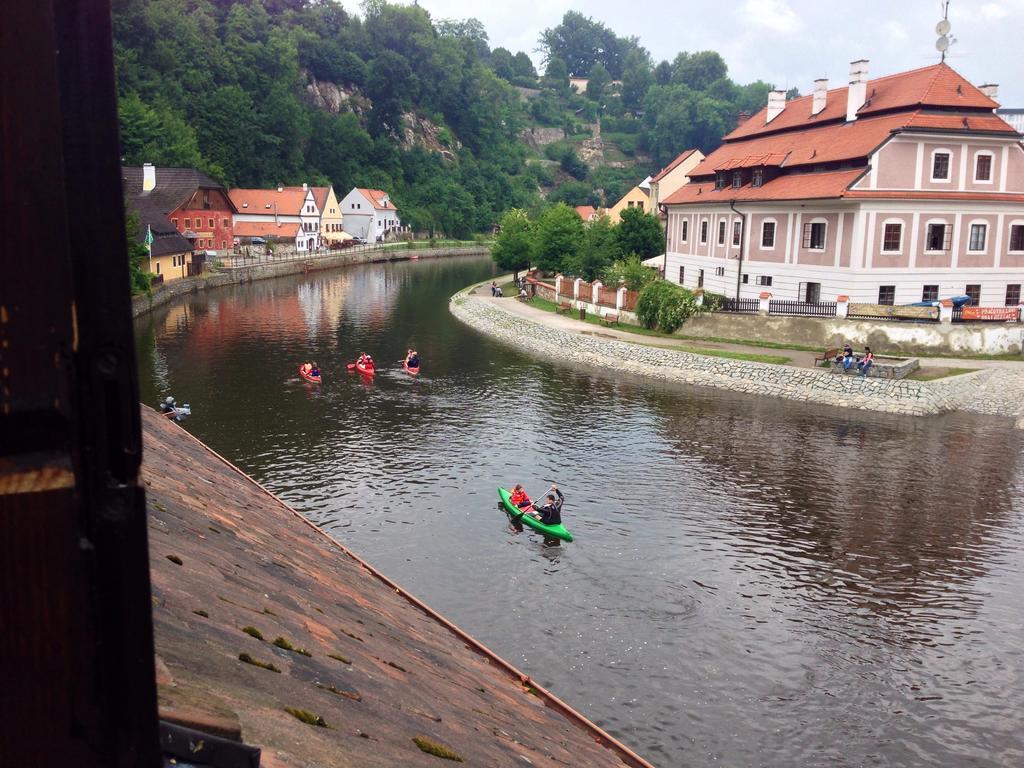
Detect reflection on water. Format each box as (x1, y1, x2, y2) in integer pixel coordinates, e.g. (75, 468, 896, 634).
(136, 255, 1024, 768)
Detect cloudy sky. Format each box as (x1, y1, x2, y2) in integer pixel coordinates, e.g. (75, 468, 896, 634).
(346, 0, 1024, 104)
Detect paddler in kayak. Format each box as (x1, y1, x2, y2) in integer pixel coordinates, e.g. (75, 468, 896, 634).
(310, 361, 320, 378)
(509, 484, 532, 509)
(357, 352, 374, 369)
(528, 485, 563, 526)
(300, 362, 312, 377)
(405, 349, 420, 369)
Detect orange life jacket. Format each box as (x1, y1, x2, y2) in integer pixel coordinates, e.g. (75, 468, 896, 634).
(510, 488, 530, 505)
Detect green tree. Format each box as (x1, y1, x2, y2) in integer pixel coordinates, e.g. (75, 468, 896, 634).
(559, 147, 588, 180)
(585, 62, 611, 100)
(548, 181, 599, 207)
(615, 207, 663, 259)
(491, 208, 533, 280)
(566, 214, 617, 280)
(635, 280, 698, 332)
(532, 203, 583, 274)
(602, 253, 658, 291)
(124, 205, 152, 295)
(671, 51, 728, 91)
(620, 49, 653, 110)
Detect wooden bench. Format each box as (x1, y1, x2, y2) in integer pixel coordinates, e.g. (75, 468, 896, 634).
(813, 347, 839, 366)
(556, 302, 573, 314)
(600, 312, 619, 326)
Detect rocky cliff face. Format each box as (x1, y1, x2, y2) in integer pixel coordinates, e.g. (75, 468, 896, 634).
(519, 126, 565, 151)
(304, 72, 372, 116)
(399, 112, 459, 159)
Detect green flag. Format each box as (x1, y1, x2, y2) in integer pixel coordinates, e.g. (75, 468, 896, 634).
(144, 224, 154, 251)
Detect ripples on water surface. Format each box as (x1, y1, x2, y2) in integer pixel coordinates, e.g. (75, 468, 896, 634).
(136, 255, 1024, 767)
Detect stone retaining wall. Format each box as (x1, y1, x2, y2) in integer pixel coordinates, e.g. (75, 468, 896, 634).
(450, 289, 990, 417)
(132, 246, 488, 318)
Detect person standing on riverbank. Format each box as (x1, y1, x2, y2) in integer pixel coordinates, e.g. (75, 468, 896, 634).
(490, 280, 497, 296)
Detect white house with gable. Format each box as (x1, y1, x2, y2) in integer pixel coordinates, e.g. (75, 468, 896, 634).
(340, 188, 402, 242)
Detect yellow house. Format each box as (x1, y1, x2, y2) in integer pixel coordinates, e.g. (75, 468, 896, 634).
(607, 176, 652, 223)
(313, 185, 350, 244)
(649, 148, 704, 213)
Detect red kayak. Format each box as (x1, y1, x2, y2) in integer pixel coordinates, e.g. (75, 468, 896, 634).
(402, 360, 420, 376)
(299, 366, 321, 384)
(355, 361, 375, 376)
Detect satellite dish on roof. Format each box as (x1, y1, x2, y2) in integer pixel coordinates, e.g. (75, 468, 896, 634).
(936, 19, 951, 35)
(936, 35, 950, 52)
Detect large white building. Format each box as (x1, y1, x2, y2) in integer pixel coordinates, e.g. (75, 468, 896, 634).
(663, 61, 1024, 308)
(229, 184, 322, 251)
(339, 188, 402, 242)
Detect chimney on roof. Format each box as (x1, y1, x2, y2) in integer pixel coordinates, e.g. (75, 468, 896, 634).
(846, 59, 869, 122)
(302, 182, 308, 191)
(277, 185, 283, 192)
(143, 163, 156, 192)
(812, 78, 828, 116)
(978, 83, 998, 100)
(766, 89, 786, 123)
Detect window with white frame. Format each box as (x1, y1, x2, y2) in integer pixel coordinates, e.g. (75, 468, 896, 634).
(731, 171, 742, 189)
(1006, 284, 1021, 306)
(1009, 223, 1024, 252)
(752, 168, 764, 188)
(681, 219, 688, 243)
(878, 285, 895, 305)
(761, 220, 776, 248)
(881, 221, 902, 253)
(922, 285, 938, 302)
(968, 222, 987, 252)
(718, 220, 726, 245)
(700, 219, 708, 244)
(732, 220, 741, 246)
(925, 221, 952, 251)
(757, 275, 772, 286)
(715, 266, 725, 276)
(802, 220, 826, 250)
(678, 266, 685, 284)
(974, 152, 993, 182)
(965, 284, 981, 306)
(931, 149, 952, 181)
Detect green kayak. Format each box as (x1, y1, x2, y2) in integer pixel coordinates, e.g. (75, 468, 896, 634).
(497, 487, 573, 542)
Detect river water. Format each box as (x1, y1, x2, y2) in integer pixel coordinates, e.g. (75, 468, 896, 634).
(136, 255, 1024, 767)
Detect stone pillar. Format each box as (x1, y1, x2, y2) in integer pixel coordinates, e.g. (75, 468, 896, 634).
(836, 294, 849, 319)
(938, 298, 954, 324)
(573, 278, 582, 300)
(592, 281, 602, 305)
(693, 291, 704, 307)
(555, 274, 564, 298)
(759, 291, 772, 315)
(616, 286, 626, 310)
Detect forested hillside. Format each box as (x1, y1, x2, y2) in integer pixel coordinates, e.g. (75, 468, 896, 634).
(112, 1, 783, 236)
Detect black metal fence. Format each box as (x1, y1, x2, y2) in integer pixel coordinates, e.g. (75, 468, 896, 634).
(721, 297, 760, 314)
(768, 300, 837, 318)
(952, 307, 964, 322)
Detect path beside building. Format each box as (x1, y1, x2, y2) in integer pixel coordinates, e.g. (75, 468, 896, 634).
(452, 283, 1024, 421)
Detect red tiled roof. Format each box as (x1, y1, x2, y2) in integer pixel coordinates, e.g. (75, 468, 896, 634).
(690, 113, 912, 176)
(651, 148, 699, 183)
(357, 188, 396, 210)
(311, 186, 331, 212)
(662, 169, 864, 205)
(901, 112, 1015, 133)
(233, 221, 301, 238)
(726, 63, 999, 141)
(229, 187, 307, 216)
(574, 205, 597, 220)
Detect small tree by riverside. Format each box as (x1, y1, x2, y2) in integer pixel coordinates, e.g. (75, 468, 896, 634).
(491, 208, 533, 281)
(602, 253, 658, 291)
(532, 203, 583, 275)
(125, 206, 152, 295)
(566, 214, 617, 281)
(635, 280, 699, 333)
(615, 206, 663, 259)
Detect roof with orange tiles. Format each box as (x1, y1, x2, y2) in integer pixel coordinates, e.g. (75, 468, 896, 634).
(574, 205, 598, 220)
(650, 148, 700, 183)
(688, 110, 1015, 180)
(233, 221, 301, 238)
(726, 63, 999, 142)
(662, 169, 864, 205)
(229, 187, 309, 216)
(357, 188, 397, 211)
(311, 186, 331, 213)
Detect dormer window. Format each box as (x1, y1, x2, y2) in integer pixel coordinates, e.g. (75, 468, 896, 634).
(714, 172, 726, 191)
(731, 171, 742, 189)
(752, 168, 764, 188)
